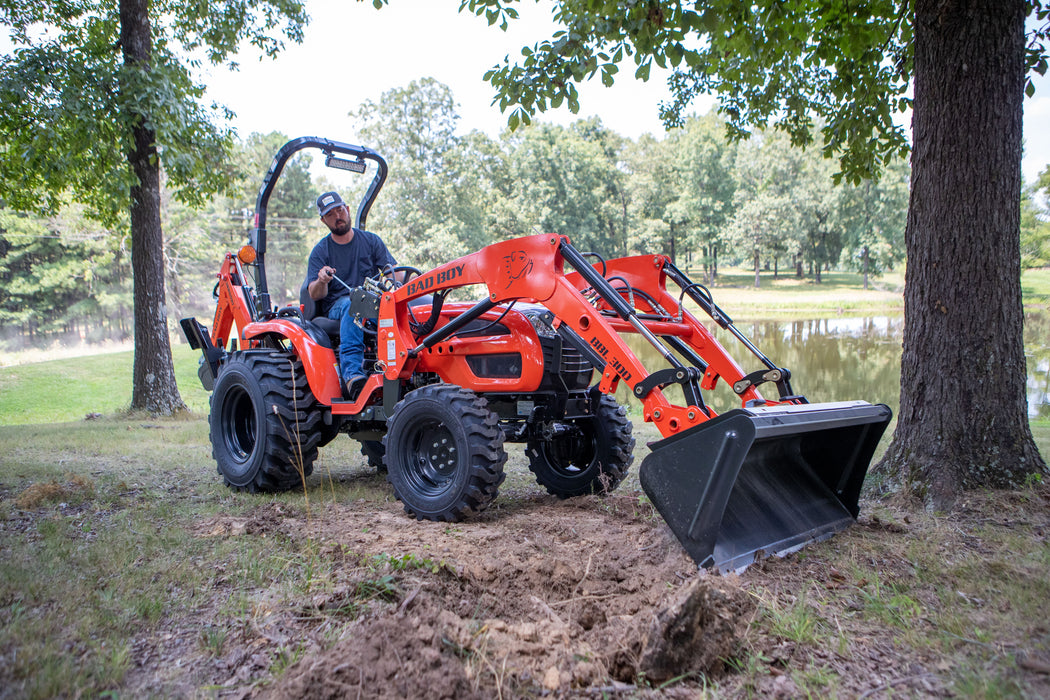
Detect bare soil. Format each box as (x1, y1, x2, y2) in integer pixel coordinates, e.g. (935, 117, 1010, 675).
(114, 476, 1050, 699)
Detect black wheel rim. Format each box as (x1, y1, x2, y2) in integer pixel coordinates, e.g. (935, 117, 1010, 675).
(220, 385, 257, 469)
(401, 418, 460, 497)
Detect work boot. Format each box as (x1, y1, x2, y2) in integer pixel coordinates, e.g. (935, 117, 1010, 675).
(345, 374, 368, 400)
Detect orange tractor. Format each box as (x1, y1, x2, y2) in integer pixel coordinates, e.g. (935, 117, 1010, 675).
(182, 137, 891, 571)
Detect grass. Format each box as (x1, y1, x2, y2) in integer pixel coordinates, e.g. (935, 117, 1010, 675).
(0, 418, 407, 697)
(1, 404, 1049, 697)
(688, 264, 1050, 318)
(0, 343, 211, 425)
(682, 266, 906, 318)
(732, 477, 1050, 698)
(1022, 266, 1050, 305)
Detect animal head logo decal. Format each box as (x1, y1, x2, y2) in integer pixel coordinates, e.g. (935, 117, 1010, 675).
(501, 251, 533, 288)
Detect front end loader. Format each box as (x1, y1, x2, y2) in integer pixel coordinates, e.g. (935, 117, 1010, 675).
(182, 136, 891, 572)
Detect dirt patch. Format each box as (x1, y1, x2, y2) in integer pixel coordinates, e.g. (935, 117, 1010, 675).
(269, 494, 752, 698)
(132, 481, 1050, 698)
(186, 492, 754, 698)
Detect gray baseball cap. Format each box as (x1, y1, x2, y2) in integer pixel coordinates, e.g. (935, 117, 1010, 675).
(316, 191, 347, 217)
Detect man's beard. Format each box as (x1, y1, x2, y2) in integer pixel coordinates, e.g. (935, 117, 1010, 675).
(328, 220, 352, 236)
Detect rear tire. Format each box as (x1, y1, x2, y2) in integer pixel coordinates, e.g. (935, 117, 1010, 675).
(383, 384, 507, 521)
(526, 394, 635, 498)
(359, 439, 386, 471)
(210, 351, 321, 492)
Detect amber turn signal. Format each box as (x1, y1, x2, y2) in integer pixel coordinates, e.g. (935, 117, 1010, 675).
(237, 245, 257, 264)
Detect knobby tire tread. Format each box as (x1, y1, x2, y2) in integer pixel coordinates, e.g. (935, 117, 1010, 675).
(211, 351, 321, 493)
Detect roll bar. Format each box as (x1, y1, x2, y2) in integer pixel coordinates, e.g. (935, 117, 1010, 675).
(247, 136, 388, 308)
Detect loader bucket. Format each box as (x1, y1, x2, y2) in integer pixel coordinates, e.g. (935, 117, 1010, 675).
(639, 401, 892, 572)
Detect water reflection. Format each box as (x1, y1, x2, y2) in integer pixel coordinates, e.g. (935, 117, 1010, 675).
(616, 311, 1049, 419)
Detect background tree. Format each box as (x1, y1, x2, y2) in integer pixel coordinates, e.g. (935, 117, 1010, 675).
(503, 119, 628, 256)
(1020, 165, 1050, 269)
(0, 208, 129, 344)
(622, 133, 676, 261)
(723, 192, 800, 288)
(837, 157, 910, 288)
(664, 114, 738, 276)
(0, 0, 308, 414)
(452, 0, 1048, 504)
(354, 78, 503, 268)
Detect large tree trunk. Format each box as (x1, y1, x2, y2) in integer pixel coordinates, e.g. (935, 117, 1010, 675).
(876, 0, 1045, 506)
(121, 0, 186, 415)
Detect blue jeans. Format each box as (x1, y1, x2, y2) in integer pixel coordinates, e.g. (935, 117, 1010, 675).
(326, 296, 366, 382)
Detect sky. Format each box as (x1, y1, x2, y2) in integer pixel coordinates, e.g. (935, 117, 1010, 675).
(203, 0, 706, 149)
(203, 0, 1050, 185)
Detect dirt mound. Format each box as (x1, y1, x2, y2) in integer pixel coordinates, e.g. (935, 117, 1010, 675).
(257, 493, 754, 697)
(261, 593, 482, 700)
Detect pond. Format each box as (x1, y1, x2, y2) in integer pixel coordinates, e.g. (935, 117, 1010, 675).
(614, 310, 1050, 421)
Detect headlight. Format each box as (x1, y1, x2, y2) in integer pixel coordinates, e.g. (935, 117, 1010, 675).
(524, 310, 558, 339)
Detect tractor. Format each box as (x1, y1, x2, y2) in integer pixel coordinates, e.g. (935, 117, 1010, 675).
(181, 137, 892, 571)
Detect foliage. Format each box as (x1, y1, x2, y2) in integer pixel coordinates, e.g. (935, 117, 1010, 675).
(451, 0, 1049, 186)
(501, 118, 628, 256)
(0, 207, 130, 342)
(353, 78, 504, 269)
(457, 0, 912, 183)
(837, 156, 909, 282)
(1023, 165, 1050, 268)
(0, 0, 308, 224)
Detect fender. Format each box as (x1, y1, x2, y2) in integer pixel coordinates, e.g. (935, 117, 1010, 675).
(242, 319, 342, 404)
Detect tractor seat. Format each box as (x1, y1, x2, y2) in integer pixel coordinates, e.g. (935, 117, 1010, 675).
(299, 280, 341, 343)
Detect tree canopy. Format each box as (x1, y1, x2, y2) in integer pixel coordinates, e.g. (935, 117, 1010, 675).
(0, 0, 309, 413)
(0, 0, 307, 222)
(453, 0, 1048, 184)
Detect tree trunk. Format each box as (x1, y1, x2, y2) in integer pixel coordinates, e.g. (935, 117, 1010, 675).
(120, 0, 186, 415)
(876, 0, 1045, 506)
(753, 249, 760, 288)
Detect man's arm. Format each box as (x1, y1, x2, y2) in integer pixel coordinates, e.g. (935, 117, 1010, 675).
(306, 244, 333, 301)
(308, 266, 335, 300)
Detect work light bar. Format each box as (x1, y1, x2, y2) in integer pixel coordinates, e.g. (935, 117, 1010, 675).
(325, 154, 367, 173)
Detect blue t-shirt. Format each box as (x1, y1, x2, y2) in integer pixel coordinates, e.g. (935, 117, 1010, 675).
(306, 228, 396, 315)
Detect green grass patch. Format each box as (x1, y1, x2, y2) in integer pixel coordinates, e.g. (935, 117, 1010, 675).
(683, 266, 905, 319)
(1022, 267, 1050, 305)
(0, 344, 211, 425)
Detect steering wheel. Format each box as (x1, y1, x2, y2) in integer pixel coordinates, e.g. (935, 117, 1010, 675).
(369, 265, 423, 291)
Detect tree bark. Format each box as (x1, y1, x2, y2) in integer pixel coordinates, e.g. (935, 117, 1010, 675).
(876, 0, 1045, 505)
(120, 0, 186, 415)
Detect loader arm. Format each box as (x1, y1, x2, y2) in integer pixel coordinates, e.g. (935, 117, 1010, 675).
(377, 233, 771, 439)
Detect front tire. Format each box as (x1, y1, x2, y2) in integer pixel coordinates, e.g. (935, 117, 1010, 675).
(383, 384, 507, 521)
(210, 351, 321, 492)
(526, 394, 635, 498)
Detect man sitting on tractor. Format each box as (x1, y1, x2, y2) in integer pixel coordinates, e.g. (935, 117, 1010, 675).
(307, 191, 397, 398)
